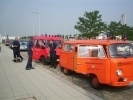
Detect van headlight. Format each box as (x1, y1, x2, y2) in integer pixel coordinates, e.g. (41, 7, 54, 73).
(116, 69, 122, 76)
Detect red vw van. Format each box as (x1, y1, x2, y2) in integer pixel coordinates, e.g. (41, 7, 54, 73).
(32, 35, 62, 64)
(59, 40, 133, 89)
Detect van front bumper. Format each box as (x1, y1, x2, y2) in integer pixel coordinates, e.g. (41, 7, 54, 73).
(111, 81, 133, 86)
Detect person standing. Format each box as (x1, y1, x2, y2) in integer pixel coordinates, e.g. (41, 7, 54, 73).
(0, 44, 1, 52)
(13, 37, 23, 62)
(26, 37, 35, 70)
(48, 39, 57, 69)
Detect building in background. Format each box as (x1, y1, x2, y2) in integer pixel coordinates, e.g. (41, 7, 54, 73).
(1, 36, 20, 43)
(120, 14, 126, 25)
(96, 32, 107, 40)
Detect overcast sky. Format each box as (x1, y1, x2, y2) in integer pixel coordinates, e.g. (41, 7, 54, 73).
(0, 0, 133, 37)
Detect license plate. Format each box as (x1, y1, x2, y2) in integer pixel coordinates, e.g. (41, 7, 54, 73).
(129, 81, 133, 85)
(57, 59, 59, 61)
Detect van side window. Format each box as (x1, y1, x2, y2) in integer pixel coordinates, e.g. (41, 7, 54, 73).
(36, 40, 40, 48)
(90, 46, 105, 58)
(63, 44, 74, 52)
(99, 46, 105, 58)
(39, 40, 45, 49)
(78, 45, 105, 58)
(33, 40, 37, 47)
(91, 49, 98, 57)
(79, 45, 89, 57)
(42, 40, 45, 46)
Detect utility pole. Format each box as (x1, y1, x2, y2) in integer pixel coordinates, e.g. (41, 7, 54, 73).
(32, 9, 41, 36)
(4, 20, 7, 39)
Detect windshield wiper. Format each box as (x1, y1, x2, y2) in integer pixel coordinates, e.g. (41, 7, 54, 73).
(111, 54, 128, 59)
(111, 54, 121, 56)
(121, 54, 132, 59)
(123, 55, 127, 59)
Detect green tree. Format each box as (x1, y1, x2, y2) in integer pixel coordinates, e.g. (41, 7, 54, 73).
(107, 21, 121, 39)
(128, 27, 133, 40)
(65, 35, 68, 40)
(74, 10, 106, 39)
(61, 34, 64, 39)
(108, 21, 133, 40)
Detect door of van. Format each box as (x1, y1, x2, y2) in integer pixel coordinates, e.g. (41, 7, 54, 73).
(75, 44, 90, 74)
(60, 44, 75, 71)
(32, 40, 44, 60)
(88, 45, 110, 83)
(76, 45, 110, 83)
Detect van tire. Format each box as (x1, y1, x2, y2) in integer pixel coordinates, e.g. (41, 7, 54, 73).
(63, 68, 71, 75)
(41, 56, 47, 65)
(90, 75, 101, 90)
(60, 67, 63, 72)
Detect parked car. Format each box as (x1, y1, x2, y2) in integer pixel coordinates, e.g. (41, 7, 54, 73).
(9, 40, 14, 49)
(5, 39, 11, 46)
(0, 44, 1, 52)
(32, 35, 62, 64)
(19, 42, 28, 51)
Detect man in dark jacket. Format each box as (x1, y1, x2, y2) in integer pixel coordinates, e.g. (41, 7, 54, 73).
(13, 37, 23, 62)
(48, 39, 57, 69)
(26, 37, 35, 70)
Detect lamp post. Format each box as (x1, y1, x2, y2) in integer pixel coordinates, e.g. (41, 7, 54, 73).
(4, 20, 7, 38)
(33, 27, 34, 36)
(32, 9, 40, 36)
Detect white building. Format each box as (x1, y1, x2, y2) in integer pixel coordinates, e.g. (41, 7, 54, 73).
(120, 14, 126, 25)
(96, 33, 107, 40)
(2, 36, 20, 40)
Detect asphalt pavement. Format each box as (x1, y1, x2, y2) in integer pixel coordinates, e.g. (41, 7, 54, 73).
(0, 44, 102, 100)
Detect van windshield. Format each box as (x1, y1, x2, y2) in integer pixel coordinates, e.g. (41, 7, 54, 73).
(45, 40, 61, 47)
(109, 43, 133, 58)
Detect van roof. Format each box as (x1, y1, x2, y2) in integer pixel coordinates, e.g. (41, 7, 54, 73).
(34, 36, 62, 40)
(64, 40, 129, 45)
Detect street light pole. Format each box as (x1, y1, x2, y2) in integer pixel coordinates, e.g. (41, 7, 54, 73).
(39, 9, 40, 36)
(32, 9, 40, 36)
(4, 20, 7, 38)
(33, 27, 34, 36)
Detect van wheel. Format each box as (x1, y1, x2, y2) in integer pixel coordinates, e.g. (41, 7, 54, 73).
(90, 75, 101, 90)
(41, 56, 47, 65)
(60, 67, 63, 72)
(63, 68, 71, 75)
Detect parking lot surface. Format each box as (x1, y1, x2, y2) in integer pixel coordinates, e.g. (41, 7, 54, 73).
(0, 45, 102, 100)
(20, 47, 133, 100)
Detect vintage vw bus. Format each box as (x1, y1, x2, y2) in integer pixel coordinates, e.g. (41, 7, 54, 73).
(59, 40, 133, 89)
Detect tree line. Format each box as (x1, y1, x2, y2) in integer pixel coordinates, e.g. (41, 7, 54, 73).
(74, 10, 133, 40)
